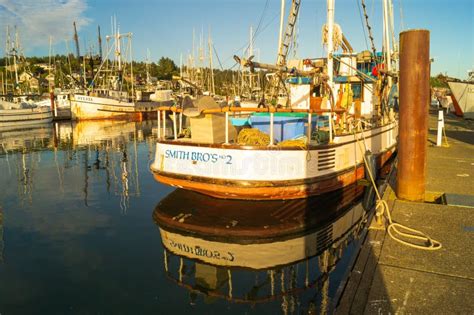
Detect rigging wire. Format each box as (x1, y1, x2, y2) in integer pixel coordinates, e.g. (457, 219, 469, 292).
(361, 0, 378, 60)
(357, 0, 370, 51)
(222, 0, 279, 69)
(399, 0, 405, 30)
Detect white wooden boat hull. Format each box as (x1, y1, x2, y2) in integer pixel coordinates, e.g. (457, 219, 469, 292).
(71, 94, 138, 120)
(448, 81, 474, 119)
(0, 107, 53, 129)
(151, 121, 398, 199)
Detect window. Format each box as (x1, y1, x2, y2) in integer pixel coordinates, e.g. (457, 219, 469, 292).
(351, 82, 363, 101)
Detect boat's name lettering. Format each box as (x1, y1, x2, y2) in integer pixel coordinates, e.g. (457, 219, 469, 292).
(76, 95, 93, 102)
(167, 239, 235, 262)
(164, 149, 232, 164)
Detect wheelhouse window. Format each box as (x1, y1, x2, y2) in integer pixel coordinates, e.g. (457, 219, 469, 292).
(351, 82, 363, 101)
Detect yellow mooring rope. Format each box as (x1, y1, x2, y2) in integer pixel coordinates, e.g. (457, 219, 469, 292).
(353, 120, 442, 251)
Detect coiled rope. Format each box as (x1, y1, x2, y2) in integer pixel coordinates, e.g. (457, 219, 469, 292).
(237, 128, 270, 146)
(353, 120, 442, 251)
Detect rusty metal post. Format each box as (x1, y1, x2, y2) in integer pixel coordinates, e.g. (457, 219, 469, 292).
(396, 29, 430, 201)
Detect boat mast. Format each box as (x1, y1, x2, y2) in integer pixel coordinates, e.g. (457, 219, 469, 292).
(129, 34, 134, 100)
(383, 0, 392, 87)
(249, 26, 254, 91)
(116, 25, 122, 72)
(277, 0, 286, 66)
(1, 71, 4, 95)
(208, 30, 215, 95)
(388, 0, 398, 73)
(146, 48, 151, 86)
(13, 27, 19, 90)
(326, 0, 335, 99)
(98, 25, 103, 61)
(48, 36, 53, 91)
(73, 21, 81, 59)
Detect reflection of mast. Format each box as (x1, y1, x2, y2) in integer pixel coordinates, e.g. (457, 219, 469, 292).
(83, 148, 89, 206)
(18, 151, 33, 205)
(133, 128, 140, 196)
(54, 148, 65, 193)
(120, 149, 129, 214)
(318, 250, 330, 315)
(105, 147, 111, 193)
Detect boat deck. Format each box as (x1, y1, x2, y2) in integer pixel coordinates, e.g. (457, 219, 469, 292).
(335, 110, 474, 314)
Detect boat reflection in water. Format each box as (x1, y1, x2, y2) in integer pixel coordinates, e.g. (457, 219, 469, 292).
(154, 185, 368, 312)
(0, 124, 54, 154)
(0, 119, 157, 211)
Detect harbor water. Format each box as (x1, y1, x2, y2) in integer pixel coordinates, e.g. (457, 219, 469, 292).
(0, 119, 366, 314)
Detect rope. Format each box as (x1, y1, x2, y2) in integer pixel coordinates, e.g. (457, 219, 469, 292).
(353, 121, 442, 251)
(277, 137, 307, 148)
(237, 128, 270, 146)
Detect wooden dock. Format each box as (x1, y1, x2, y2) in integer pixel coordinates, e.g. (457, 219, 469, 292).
(335, 110, 474, 314)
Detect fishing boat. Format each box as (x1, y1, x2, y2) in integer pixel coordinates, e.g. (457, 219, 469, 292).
(0, 27, 53, 128)
(70, 23, 172, 120)
(150, 0, 398, 200)
(447, 71, 474, 119)
(0, 103, 52, 129)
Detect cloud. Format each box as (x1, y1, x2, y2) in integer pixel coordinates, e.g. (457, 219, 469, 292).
(0, 0, 90, 52)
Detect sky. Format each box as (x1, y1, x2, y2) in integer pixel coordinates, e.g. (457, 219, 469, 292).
(0, 0, 472, 79)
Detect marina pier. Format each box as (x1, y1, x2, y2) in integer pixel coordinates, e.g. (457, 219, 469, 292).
(336, 108, 474, 314)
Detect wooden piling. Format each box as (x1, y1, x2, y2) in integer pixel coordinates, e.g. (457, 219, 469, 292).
(396, 29, 430, 201)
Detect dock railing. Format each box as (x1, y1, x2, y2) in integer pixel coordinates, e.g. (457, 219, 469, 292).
(156, 106, 345, 146)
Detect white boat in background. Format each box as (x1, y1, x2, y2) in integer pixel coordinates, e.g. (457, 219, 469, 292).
(0, 27, 53, 128)
(448, 71, 474, 119)
(70, 23, 171, 120)
(0, 97, 52, 129)
(0, 104, 52, 129)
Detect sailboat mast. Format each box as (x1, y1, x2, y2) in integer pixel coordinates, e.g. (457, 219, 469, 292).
(98, 25, 103, 61)
(383, 0, 392, 87)
(249, 26, 253, 58)
(249, 26, 254, 91)
(277, 0, 286, 65)
(146, 48, 151, 85)
(13, 28, 19, 89)
(48, 36, 53, 90)
(208, 32, 215, 95)
(1, 71, 4, 95)
(326, 0, 335, 98)
(73, 21, 81, 59)
(129, 35, 134, 100)
(117, 26, 122, 72)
